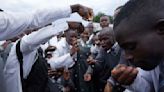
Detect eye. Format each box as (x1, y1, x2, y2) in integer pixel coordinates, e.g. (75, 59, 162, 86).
(121, 42, 136, 51)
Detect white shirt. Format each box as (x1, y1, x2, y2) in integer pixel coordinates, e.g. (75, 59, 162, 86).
(48, 38, 75, 70)
(3, 21, 69, 92)
(0, 6, 71, 40)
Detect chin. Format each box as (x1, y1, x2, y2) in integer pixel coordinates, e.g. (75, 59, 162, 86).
(131, 59, 161, 71)
(140, 65, 158, 71)
(135, 61, 160, 71)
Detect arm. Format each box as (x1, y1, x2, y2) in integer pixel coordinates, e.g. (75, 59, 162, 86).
(0, 6, 71, 40)
(20, 22, 69, 54)
(92, 49, 106, 73)
(47, 52, 74, 70)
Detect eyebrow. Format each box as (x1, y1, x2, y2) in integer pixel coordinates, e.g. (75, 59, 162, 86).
(120, 41, 136, 48)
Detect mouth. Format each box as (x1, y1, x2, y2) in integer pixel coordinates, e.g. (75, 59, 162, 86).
(131, 60, 159, 71)
(101, 44, 106, 48)
(102, 46, 107, 49)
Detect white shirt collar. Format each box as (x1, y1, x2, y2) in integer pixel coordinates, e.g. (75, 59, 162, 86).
(107, 42, 119, 53)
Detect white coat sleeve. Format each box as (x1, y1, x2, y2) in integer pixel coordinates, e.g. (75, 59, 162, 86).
(20, 22, 69, 54)
(47, 53, 75, 70)
(0, 6, 71, 40)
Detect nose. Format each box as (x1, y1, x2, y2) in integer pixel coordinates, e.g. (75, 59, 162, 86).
(72, 37, 77, 41)
(100, 40, 105, 45)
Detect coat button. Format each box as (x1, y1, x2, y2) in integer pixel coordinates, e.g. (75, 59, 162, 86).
(75, 74, 77, 77)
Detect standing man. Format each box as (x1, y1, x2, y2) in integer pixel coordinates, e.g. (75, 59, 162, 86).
(87, 29, 121, 92)
(3, 21, 84, 92)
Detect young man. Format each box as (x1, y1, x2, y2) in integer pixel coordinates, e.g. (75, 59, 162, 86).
(72, 30, 94, 92)
(90, 35, 101, 58)
(106, 0, 164, 92)
(87, 29, 121, 92)
(85, 23, 95, 45)
(0, 4, 93, 40)
(47, 24, 83, 70)
(100, 15, 113, 29)
(47, 27, 81, 92)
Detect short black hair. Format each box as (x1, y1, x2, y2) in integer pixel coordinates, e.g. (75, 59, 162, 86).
(100, 15, 109, 19)
(99, 29, 115, 42)
(114, 0, 163, 28)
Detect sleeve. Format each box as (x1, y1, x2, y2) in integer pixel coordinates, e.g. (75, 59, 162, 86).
(93, 49, 105, 72)
(47, 48, 74, 69)
(107, 68, 154, 92)
(124, 68, 154, 92)
(0, 6, 71, 40)
(20, 21, 69, 54)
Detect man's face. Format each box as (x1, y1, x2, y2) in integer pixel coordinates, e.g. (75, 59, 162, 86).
(99, 33, 114, 51)
(93, 36, 100, 46)
(100, 16, 110, 28)
(66, 30, 78, 45)
(81, 30, 89, 43)
(86, 24, 94, 34)
(115, 18, 164, 71)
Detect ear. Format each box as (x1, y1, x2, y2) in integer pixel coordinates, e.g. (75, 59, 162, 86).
(156, 19, 164, 35)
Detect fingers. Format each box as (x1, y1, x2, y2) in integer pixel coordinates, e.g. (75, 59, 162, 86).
(63, 70, 71, 80)
(86, 8, 94, 21)
(71, 38, 78, 46)
(81, 8, 93, 21)
(48, 69, 57, 77)
(124, 68, 138, 85)
(84, 74, 91, 81)
(111, 64, 127, 79)
(70, 4, 93, 21)
(104, 82, 113, 92)
(87, 57, 95, 65)
(111, 64, 138, 85)
(77, 5, 93, 21)
(87, 60, 96, 65)
(117, 66, 133, 84)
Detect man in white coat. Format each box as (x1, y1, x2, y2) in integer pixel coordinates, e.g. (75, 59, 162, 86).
(3, 20, 85, 92)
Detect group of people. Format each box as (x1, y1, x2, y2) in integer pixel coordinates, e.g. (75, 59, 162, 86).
(1, 0, 164, 92)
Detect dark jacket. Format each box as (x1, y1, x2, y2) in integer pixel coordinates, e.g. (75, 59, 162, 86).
(92, 44, 121, 92)
(71, 44, 94, 92)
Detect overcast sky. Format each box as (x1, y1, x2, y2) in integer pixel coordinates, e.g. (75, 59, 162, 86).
(0, 0, 128, 15)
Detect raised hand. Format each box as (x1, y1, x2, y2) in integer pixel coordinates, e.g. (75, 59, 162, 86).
(71, 4, 93, 21)
(111, 64, 138, 85)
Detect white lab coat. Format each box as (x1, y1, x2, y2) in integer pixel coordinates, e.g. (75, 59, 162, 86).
(3, 21, 69, 92)
(0, 6, 71, 40)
